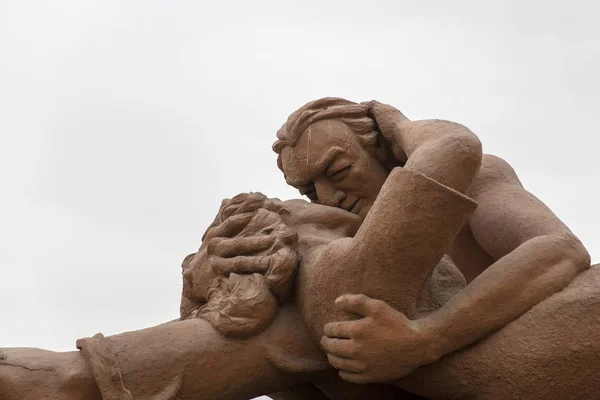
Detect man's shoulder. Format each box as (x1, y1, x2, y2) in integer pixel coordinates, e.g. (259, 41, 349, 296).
(471, 154, 523, 196)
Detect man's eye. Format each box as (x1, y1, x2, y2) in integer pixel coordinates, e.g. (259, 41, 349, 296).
(329, 165, 351, 179)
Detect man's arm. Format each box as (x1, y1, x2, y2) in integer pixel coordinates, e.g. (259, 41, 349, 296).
(369, 101, 482, 194)
(320, 155, 590, 384)
(370, 103, 589, 353)
(425, 155, 591, 357)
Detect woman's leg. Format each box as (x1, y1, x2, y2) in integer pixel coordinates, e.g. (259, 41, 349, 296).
(0, 305, 326, 400)
(0, 347, 101, 400)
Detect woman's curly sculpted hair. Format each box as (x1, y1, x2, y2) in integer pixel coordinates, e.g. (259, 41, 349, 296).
(180, 193, 299, 338)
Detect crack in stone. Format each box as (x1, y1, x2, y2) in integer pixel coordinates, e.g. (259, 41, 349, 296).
(0, 361, 55, 372)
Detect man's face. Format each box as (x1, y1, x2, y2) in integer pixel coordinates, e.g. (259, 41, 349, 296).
(280, 119, 389, 219)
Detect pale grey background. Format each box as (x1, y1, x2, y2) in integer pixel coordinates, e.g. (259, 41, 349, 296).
(1, 1, 598, 399)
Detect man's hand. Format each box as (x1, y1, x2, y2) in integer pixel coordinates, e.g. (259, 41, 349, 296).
(320, 294, 441, 384)
(367, 99, 482, 194)
(367, 100, 411, 163)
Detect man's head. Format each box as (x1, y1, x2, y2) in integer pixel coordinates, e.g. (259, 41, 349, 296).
(273, 97, 395, 219)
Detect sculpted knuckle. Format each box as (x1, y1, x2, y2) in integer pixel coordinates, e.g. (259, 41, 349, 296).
(370, 300, 386, 316)
(327, 322, 341, 337)
(321, 337, 332, 352)
(350, 343, 362, 358)
(209, 257, 221, 274)
(351, 323, 366, 339)
(265, 236, 281, 253)
(348, 373, 369, 384)
(354, 294, 369, 304)
(355, 361, 367, 373)
(228, 213, 246, 226)
(181, 252, 196, 269)
(364, 316, 379, 331)
(203, 229, 213, 241)
(207, 237, 222, 255)
(327, 354, 341, 370)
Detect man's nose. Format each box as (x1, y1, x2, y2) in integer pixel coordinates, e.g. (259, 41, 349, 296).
(315, 179, 346, 207)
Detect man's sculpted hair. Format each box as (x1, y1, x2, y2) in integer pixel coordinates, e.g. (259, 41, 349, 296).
(180, 193, 299, 338)
(272, 97, 380, 171)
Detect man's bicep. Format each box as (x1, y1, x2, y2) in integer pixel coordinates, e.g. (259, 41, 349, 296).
(469, 157, 573, 260)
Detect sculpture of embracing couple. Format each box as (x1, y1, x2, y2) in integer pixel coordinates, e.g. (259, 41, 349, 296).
(1, 98, 597, 400)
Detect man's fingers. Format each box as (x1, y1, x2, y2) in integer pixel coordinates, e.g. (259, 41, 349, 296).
(335, 294, 380, 317)
(210, 255, 270, 275)
(368, 100, 407, 130)
(204, 213, 255, 240)
(320, 337, 358, 358)
(338, 370, 372, 384)
(326, 354, 365, 374)
(208, 235, 276, 257)
(324, 321, 360, 339)
(366, 100, 408, 161)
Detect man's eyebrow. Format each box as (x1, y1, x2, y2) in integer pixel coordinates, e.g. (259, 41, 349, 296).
(318, 146, 347, 172)
(285, 146, 347, 187)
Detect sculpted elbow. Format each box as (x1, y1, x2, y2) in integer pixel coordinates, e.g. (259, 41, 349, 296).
(571, 238, 591, 273)
(557, 233, 591, 274)
(456, 124, 483, 175)
(434, 124, 483, 193)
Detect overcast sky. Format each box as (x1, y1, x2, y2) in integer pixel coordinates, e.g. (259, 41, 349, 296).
(1, 1, 598, 398)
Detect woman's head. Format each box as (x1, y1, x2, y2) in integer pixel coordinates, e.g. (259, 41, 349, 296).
(180, 192, 361, 338)
(181, 193, 300, 337)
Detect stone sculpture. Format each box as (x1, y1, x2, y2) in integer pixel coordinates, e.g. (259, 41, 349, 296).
(0, 98, 595, 400)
